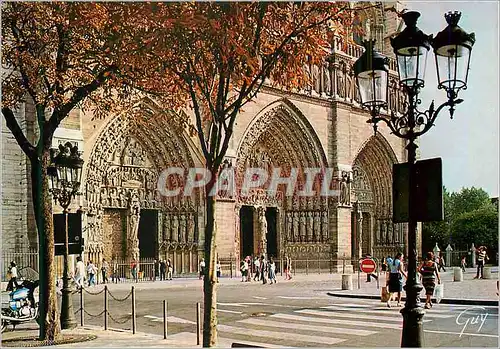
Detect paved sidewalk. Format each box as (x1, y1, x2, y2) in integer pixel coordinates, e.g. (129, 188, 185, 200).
(1, 325, 256, 348)
(327, 267, 499, 305)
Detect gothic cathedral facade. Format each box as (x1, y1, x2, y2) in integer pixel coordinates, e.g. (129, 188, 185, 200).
(2, 2, 420, 273)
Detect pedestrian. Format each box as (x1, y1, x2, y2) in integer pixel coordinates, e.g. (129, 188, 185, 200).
(260, 255, 267, 284)
(130, 260, 138, 283)
(199, 258, 206, 280)
(6, 261, 19, 292)
(245, 256, 252, 281)
(160, 260, 167, 281)
(167, 259, 173, 280)
(418, 251, 441, 309)
(460, 256, 467, 273)
(381, 257, 388, 272)
(284, 256, 292, 280)
(268, 257, 277, 284)
(74, 256, 86, 289)
(87, 260, 97, 286)
(437, 252, 446, 272)
(240, 260, 248, 282)
(474, 246, 489, 279)
(365, 254, 378, 282)
(101, 258, 109, 284)
(216, 260, 222, 283)
(154, 259, 159, 281)
(386, 252, 407, 308)
(253, 257, 261, 281)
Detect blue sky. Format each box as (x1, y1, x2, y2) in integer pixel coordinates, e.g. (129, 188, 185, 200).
(401, 1, 499, 197)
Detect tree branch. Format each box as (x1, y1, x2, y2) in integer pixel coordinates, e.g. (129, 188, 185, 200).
(2, 107, 36, 160)
(46, 65, 118, 138)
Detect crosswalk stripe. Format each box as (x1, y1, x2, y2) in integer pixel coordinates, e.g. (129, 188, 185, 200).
(238, 318, 377, 336)
(322, 306, 453, 319)
(218, 337, 293, 348)
(327, 303, 372, 308)
(277, 296, 329, 300)
(217, 303, 249, 307)
(271, 313, 402, 330)
(218, 309, 243, 314)
(218, 324, 346, 345)
(299, 309, 427, 322)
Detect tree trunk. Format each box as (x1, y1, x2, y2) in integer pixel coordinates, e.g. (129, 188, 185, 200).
(202, 192, 218, 347)
(31, 149, 61, 341)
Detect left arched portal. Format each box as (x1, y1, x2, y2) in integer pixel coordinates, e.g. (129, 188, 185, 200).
(83, 101, 203, 275)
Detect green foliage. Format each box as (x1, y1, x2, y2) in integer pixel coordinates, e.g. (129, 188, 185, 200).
(449, 187, 491, 218)
(422, 186, 498, 253)
(450, 204, 498, 250)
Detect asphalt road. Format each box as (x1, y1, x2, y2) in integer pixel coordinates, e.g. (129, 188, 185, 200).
(75, 278, 498, 347)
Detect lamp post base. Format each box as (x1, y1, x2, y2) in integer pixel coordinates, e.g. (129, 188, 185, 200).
(60, 277, 77, 330)
(401, 283, 425, 347)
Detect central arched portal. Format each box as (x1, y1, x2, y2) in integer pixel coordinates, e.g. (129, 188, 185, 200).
(235, 100, 329, 261)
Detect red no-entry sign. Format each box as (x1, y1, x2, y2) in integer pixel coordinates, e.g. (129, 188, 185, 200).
(360, 258, 377, 274)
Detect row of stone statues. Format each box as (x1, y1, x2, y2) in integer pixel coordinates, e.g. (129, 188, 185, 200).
(162, 212, 197, 244)
(375, 220, 404, 246)
(285, 211, 329, 243)
(301, 58, 406, 115)
(97, 186, 162, 209)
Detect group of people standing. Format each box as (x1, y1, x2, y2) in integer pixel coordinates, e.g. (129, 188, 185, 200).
(239, 255, 292, 284)
(382, 251, 442, 309)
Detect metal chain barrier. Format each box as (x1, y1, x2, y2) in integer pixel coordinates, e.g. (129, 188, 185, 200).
(108, 311, 132, 325)
(107, 289, 132, 302)
(82, 287, 106, 296)
(83, 308, 105, 318)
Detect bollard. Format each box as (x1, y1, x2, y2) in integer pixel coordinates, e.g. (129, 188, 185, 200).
(483, 267, 492, 279)
(306, 257, 309, 275)
(80, 286, 84, 327)
(318, 256, 321, 274)
(196, 302, 201, 346)
(342, 274, 353, 290)
(131, 286, 136, 334)
(453, 267, 463, 282)
(357, 263, 360, 290)
(104, 285, 108, 330)
(163, 300, 168, 339)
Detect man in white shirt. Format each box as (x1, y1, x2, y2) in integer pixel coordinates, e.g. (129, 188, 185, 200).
(253, 257, 261, 281)
(6, 261, 19, 291)
(74, 256, 86, 289)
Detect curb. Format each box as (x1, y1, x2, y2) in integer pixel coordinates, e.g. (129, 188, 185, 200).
(326, 292, 499, 306)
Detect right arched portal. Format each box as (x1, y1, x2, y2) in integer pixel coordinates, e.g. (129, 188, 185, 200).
(351, 134, 408, 260)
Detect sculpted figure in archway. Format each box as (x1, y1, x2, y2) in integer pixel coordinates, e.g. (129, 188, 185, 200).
(127, 190, 141, 261)
(292, 212, 299, 242)
(258, 207, 267, 250)
(286, 212, 293, 242)
(321, 211, 329, 242)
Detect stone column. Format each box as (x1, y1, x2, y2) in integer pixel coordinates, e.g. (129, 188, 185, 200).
(357, 210, 363, 260)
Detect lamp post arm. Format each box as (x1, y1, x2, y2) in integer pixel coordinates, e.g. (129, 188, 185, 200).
(413, 98, 463, 139)
(368, 112, 412, 140)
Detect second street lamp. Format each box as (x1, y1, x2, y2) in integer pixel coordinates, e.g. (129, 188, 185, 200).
(353, 11, 475, 348)
(48, 142, 84, 330)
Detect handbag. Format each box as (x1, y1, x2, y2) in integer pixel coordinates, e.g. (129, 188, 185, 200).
(381, 286, 390, 302)
(433, 283, 444, 304)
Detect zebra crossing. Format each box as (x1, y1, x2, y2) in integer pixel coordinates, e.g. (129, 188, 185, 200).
(215, 300, 470, 347)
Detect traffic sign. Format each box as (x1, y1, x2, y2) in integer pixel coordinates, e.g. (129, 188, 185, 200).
(360, 258, 377, 274)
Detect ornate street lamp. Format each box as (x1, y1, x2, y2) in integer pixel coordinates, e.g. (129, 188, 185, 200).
(48, 142, 84, 330)
(353, 11, 475, 347)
